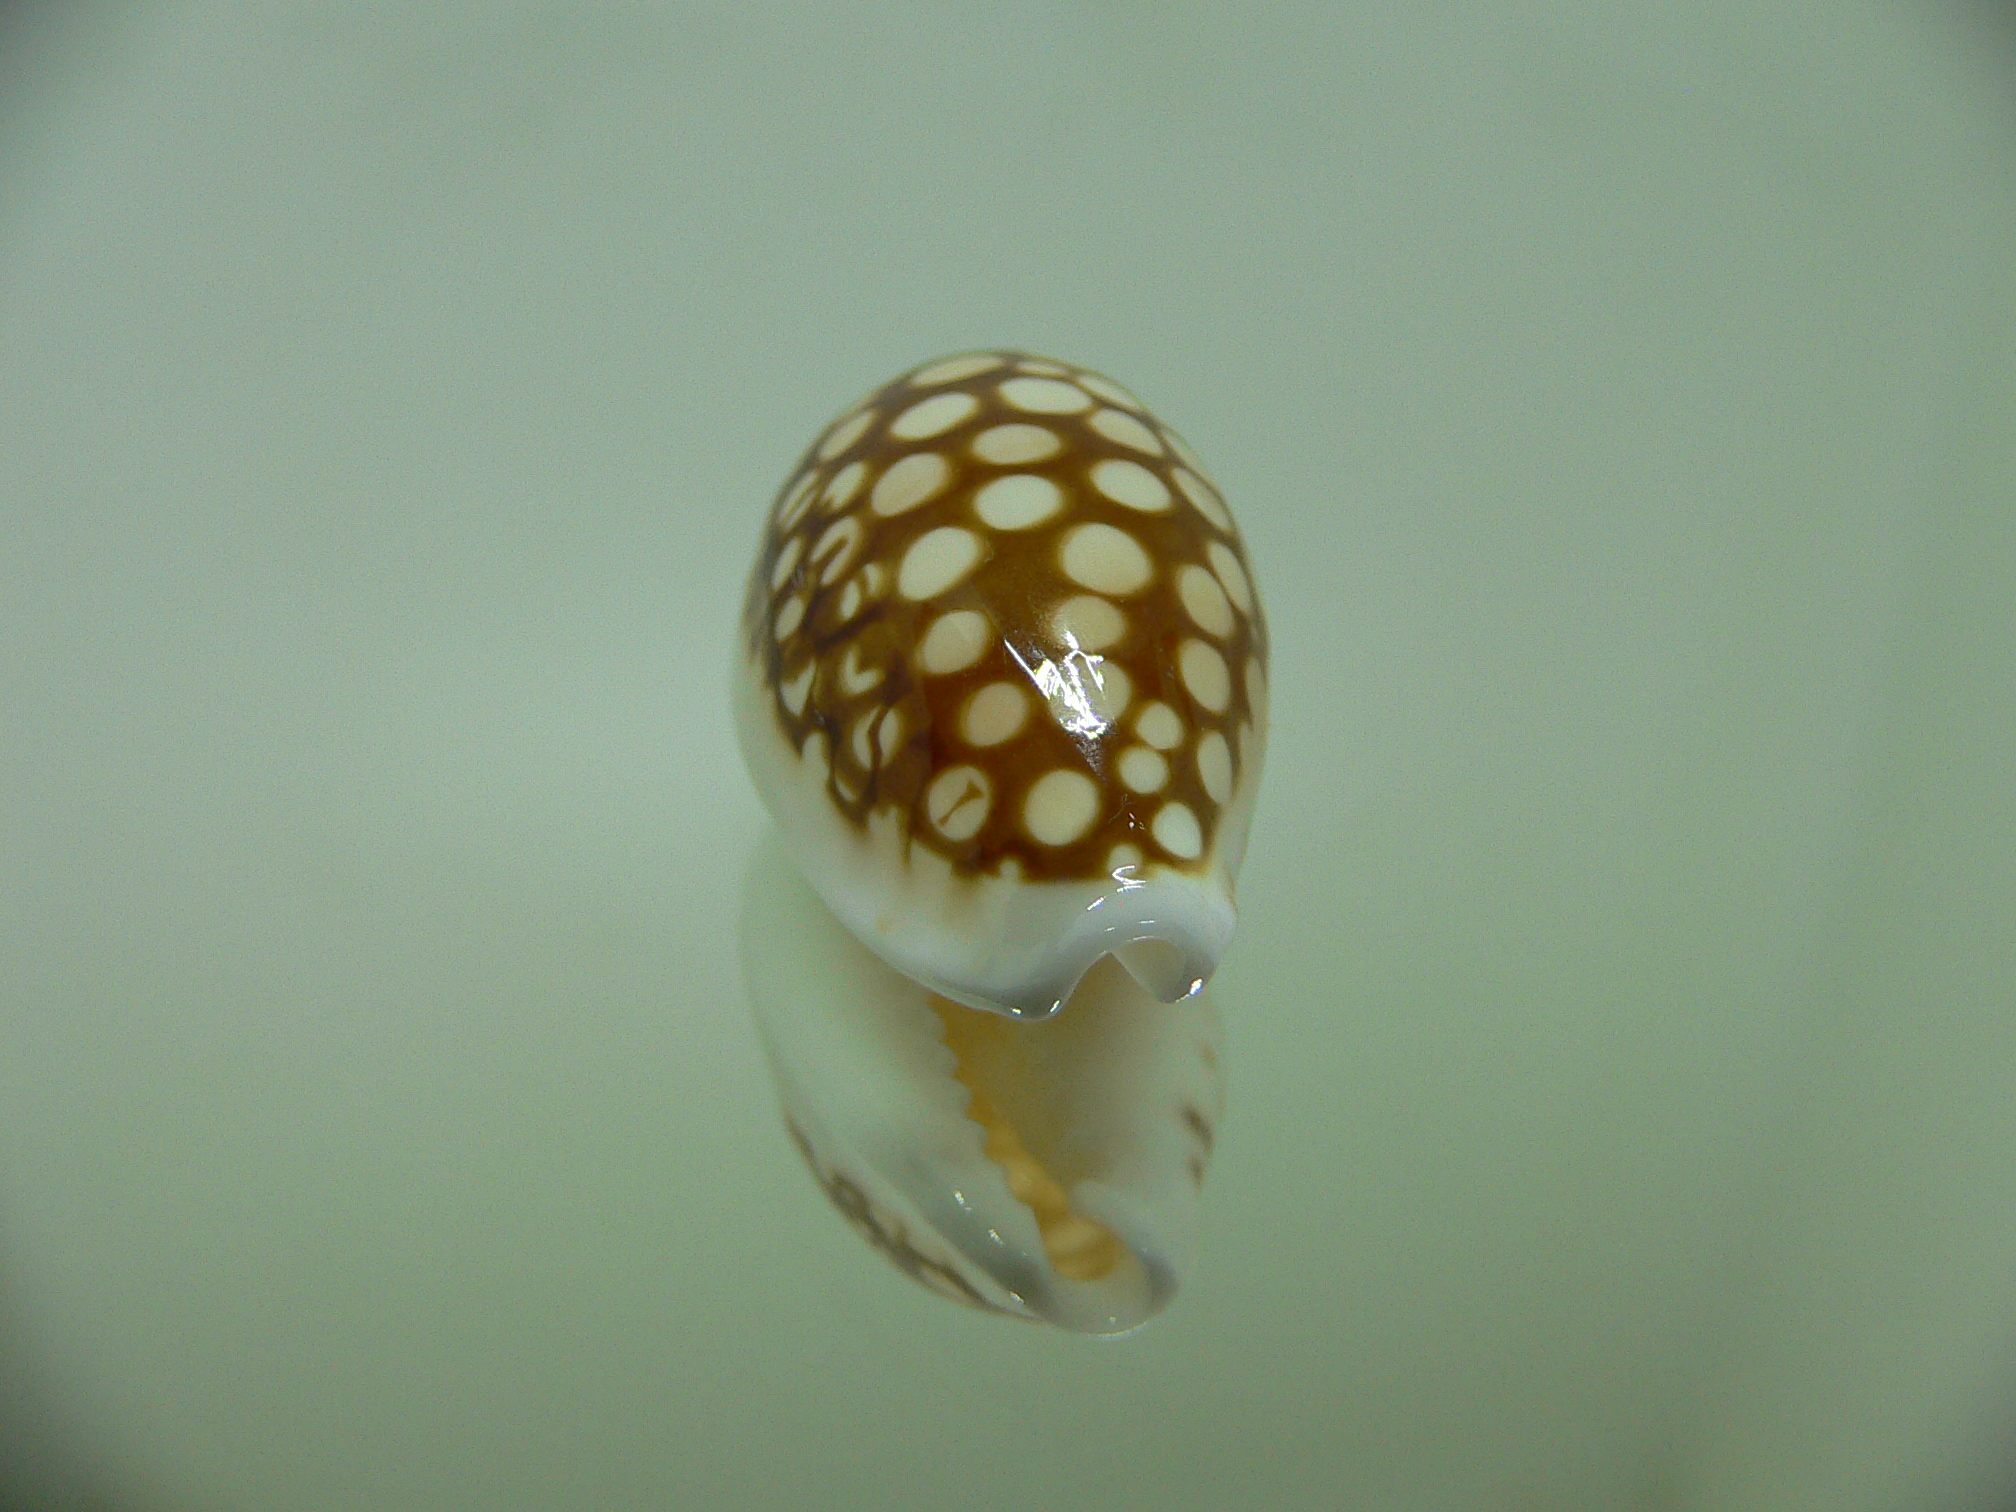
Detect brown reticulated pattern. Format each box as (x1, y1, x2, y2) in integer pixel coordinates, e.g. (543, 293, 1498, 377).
(742, 351, 1267, 882)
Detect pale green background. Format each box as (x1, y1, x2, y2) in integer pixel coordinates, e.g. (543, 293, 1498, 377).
(2, 4, 2014, 1510)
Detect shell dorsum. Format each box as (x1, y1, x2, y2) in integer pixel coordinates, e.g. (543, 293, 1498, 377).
(734, 351, 1269, 1020)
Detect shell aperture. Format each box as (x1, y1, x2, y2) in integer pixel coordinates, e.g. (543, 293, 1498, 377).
(734, 352, 1265, 1333)
(741, 831, 1225, 1337)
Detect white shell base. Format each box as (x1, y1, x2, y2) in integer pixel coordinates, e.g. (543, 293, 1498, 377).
(740, 829, 1225, 1337)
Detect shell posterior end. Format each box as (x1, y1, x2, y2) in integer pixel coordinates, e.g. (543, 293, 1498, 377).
(1113, 939, 1205, 1004)
(903, 868, 1233, 1021)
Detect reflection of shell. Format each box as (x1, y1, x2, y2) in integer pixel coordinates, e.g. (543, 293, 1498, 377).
(734, 353, 1263, 1334)
(741, 834, 1225, 1337)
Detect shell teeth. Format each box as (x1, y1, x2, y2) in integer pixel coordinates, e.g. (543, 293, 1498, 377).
(741, 834, 1225, 1336)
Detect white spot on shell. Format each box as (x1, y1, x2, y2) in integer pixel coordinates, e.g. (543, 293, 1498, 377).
(1023, 769, 1100, 846)
(1179, 640, 1232, 713)
(1152, 801, 1203, 859)
(849, 707, 881, 768)
(1195, 731, 1233, 804)
(891, 391, 979, 441)
(1000, 376, 1093, 415)
(1164, 427, 1209, 476)
(779, 661, 816, 715)
(773, 595, 806, 641)
(975, 473, 1065, 531)
(1090, 458, 1171, 512)
(836, 577, 864, 623)
(871, 452, 952, 516)
(768, 534, 805, 592)
(911, 353, 1003, 386)
(837, 644, 881, 696)
(1079, 372, 1145, 411)
(1177, 563, 1235, 637)
(817, 408, 875, 461)
(899, 526, 985, 600)
(1207, 540, 1254, 614)
(917, 609, 991, 674)
(1118, 746, 1169, 793)
(1080, 660, 1131, 727)
(927, 765, 992, 841)
(1135, 701, 1184, 751)
(972, 424, 1062, 465)
(811, 515, 863, 585)
(1049, 594, 1126, 653)
(1016, 358, 1072, 377)
(775, 470, 818, 530)
(821, 459, 868, 512)
(1175, 468, 1235, 533)
(876, 706, 906, 762)
(1059, 523, 1152, 596)
(1088, 408, 1164, 454)
(960, 682, 1028, 747)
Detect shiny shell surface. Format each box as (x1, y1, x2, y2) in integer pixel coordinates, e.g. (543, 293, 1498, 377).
(735, 351, 1268, 1019)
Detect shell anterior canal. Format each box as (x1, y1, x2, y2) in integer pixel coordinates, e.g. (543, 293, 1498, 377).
(929, 992, 1124, 1282)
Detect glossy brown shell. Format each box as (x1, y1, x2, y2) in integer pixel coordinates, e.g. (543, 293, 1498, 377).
(742, 352, 1266, 882)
